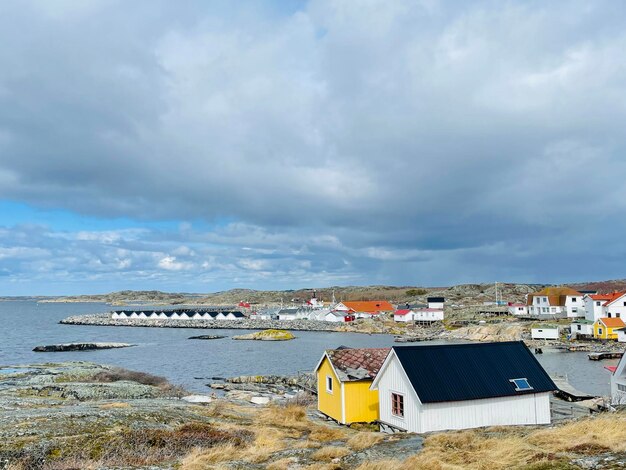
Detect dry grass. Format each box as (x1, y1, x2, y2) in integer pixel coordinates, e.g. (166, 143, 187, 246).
(311, 445, 351, 461)
(356, 460, 403, 470)
(90, 367, 185, 396)
(98, 402, 130, 409)
(308, 425, 347, 442)
(347, 432, 384, 451)
(259, 404, 309, 429)
(179, 444, 239, 469)
(527, 414, 626, 454)
(399, 414, 626, 470)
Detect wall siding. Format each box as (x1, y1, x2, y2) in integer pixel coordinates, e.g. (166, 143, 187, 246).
(316, 358, 343, 423)
(420, 393, 551, 433)
(377, 355, 421, 432)
(377, 355, 551, 433)
(344, 381, 379, 424)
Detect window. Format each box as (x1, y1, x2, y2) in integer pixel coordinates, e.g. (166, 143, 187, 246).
(618, 313, 621, 318)
(618, 384, 626, 392)
(577, 325, 581, 331)
(608, 313, 612, 318)
(572, 308, 578, 313)
(623, 302, 626, 307)
(326, 376, 333, 393)
(596, 301, 601, 306)
(572, 298, 577, 302)
(598, 328, 603, 335)
(510, 378, 533, 391)
(391, 393, 404, 417)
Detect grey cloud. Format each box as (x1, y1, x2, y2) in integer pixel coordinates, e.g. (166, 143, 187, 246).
(1, 0, 626, 290)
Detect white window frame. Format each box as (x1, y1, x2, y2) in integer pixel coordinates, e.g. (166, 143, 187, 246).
(326, 375, 333, 394)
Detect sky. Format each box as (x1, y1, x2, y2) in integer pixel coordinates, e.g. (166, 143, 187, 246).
(1, 0, 626, 295)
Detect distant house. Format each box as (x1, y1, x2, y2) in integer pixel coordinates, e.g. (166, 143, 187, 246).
(527, 287, 584, 318)
(531, 327, 559, 340)
(333, 301, 394, 319)
(617, 328, 626, 343)
(314, 347, 390, 425)
(393, 309, 414, 322)
(508, 303, 528, 316)
(610, 352, 626, 404)
(323, 311, 354, 322)
(570, 320, 594, 338)
(593, 317, 626, 340)
(277, 308, 300, 321)
(601, 292, 626, 319)
(370, 342, 556, 433)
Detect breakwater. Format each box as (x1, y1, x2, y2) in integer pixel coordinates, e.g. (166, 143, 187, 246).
(60, 313, 346, 332)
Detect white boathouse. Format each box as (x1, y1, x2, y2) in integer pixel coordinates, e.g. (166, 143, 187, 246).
(371, 342, 556, 434)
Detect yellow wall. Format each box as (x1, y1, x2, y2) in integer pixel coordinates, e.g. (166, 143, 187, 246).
(317, 357, 343, 422)
(594, 322, 619, 340)
(344, 381, 379, 424)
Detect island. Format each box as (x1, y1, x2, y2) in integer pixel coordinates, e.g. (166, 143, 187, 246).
(232, 329, 295, 341)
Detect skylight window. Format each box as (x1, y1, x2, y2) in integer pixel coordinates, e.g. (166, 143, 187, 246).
(510, 378, 533, 391)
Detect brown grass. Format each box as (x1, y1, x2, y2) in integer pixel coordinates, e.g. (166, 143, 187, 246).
(356, 460, 403, 470)
(259, 404, 309, 429)
(399, 414, 626, 470)
(90, 367, 185, 396)
(22, 421, 252, 470)
(98, 402, 130, 409)
(347, 432, 384, 450)
(311, 445, 351, 461)
(308, 425, 347, 442)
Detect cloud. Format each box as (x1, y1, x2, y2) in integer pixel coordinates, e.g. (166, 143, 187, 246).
(0, 0, 626, 292)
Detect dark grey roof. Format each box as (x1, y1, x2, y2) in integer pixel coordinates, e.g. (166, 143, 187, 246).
(278, 308, 299, 314)
(392, 341, 556, 403)
(427, 297, 445, 303)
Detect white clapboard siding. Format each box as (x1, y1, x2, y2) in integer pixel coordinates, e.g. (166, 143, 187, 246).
(376, 353, 552, 434)
(376, 354, 421, 432)
(420, 393, 551, 433)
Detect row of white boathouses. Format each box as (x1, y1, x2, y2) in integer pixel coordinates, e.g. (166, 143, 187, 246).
(111, 309, 245, 320)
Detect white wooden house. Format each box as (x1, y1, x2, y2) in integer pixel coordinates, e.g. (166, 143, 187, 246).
(618, 328, 626, 343)
(527, 287, 584, 318)
(610, 352, 626, 404)
(531, 327, 559, 340)
(508, 303, 528, 316)
(370, 342, 556, 433)
(570, 320, 594, 338)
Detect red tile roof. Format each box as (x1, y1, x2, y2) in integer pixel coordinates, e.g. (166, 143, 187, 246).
(600, 292, 626, 307)
(326, 347, 390, 381)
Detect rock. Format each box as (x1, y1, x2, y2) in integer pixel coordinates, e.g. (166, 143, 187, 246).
(33, 342, 134, 352)
(250, 396, 270, 405)
(188, 335, 226, 340)
(209, 383, 226, 389)
(181, 395, 213, 403)
(232, 329, 295, 341)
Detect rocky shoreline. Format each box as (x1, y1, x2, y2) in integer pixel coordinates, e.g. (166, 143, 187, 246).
(60, 313, 352, 332)
(32, 342, 134, 352)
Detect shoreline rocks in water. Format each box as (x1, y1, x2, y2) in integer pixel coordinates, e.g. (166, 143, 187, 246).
(188, 335, 226, 340)
(33, 342, 134, 352)
(232, 329, 295, 341)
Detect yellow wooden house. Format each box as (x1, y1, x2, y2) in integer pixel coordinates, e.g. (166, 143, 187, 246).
(594, 317, 626, 340)
(314, 347, 389, 424)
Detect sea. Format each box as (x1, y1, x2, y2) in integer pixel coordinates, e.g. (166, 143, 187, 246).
(0, 301, 619, 395)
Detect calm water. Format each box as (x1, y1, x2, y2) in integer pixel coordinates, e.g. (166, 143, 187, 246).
(0, 301, 619, 395)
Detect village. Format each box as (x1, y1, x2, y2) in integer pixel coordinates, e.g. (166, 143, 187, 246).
(92, 285, 626, 426)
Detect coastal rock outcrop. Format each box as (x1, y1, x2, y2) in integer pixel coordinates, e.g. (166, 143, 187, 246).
(232, 329, 295, 341)
(188, 335, 226, 340)
(33, 342, 134, 352)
